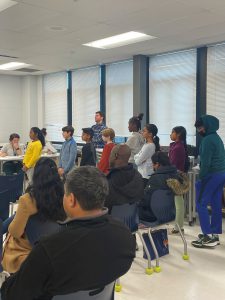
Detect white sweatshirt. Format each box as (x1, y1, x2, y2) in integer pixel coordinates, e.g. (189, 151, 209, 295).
(134, 143, 155, 179)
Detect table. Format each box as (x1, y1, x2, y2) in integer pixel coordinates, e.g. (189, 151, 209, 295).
(0, 153, 60, 174)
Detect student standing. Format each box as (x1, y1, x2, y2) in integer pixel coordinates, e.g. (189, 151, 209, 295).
(91, 111, 107, 149)
(134, 124, 160, 186)
(97, 128, 115, 174)
(169, 126, 189, 234)
(192, 115, 225, 248)
(23, 127, 45, 183)
(58, 126, 77, 178)
(126, 113, 145, 164)
(80, 128, 96, 166)
(41, 128, 57, 154)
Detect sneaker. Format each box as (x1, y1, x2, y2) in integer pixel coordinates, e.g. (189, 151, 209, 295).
(198, 233, 220, 245)
(171, 228, 184, 234)
(192, 235, 217, 248)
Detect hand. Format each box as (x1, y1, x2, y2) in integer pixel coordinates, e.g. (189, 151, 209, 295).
(22, 165, 28, 172)
(58, 168, 64, 176)
(12, 142, 19, 150)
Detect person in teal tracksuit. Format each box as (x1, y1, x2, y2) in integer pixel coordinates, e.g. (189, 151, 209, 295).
(192, 115, 225, 248)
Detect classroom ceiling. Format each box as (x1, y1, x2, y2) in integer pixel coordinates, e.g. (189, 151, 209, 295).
(1, 0, 225, 75)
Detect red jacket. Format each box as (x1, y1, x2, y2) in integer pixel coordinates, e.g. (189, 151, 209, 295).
(98, 143, 115, 174)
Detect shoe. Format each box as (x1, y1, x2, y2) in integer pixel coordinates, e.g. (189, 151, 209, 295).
(198, 233, 220, 245)
(171, 228, 184, 234)
(192, 235, 217, 248)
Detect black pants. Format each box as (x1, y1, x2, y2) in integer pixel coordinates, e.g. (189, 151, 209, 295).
(3, 161, 23, 176)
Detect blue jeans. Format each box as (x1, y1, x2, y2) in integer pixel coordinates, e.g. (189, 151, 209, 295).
(196, 172, 225, 234)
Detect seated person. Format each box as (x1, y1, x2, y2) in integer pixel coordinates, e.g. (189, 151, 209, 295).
(0, 133, 25, 175)
(105, 144, 144, 212)
(139, 152, 178, 222)
(80, 128, 96, 166)
(97, 128, 115, 174)
(1, 158, 66, 274)
(1, 166, 136, 300)
(41, 128, 57, 154)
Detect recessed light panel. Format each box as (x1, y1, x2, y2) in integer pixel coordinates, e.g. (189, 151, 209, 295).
(83, 31, 156, 49)
(0, 62, 31, 70)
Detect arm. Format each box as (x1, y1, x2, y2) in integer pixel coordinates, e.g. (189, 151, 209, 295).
(80, 144, 89, 166)
(199, 139, 214, 179)
(63, 142, 77, 173)
(169, 146, 185, 172)
(24, 144, 41, 169)
(0, 145, 8, 157)
(97, 145, 110, 173)
(134, 144, 150, 166)
(45, 141, 57, 154)
(8, 195, 37, 238)
(1, 243, 52, 300)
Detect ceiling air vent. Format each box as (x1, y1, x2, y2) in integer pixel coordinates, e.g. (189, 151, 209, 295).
(15, 68, 41, 73)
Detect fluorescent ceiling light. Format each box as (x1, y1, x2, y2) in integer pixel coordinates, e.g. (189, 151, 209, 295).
(0, 0, 17, 13)
(0, 62, 31, 70)
(83, 31, 156, 49)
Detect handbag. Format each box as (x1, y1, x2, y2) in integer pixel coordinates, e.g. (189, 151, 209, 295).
(142, 229, 169, 260)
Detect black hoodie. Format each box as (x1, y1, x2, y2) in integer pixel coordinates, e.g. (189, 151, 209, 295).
(105, 164, 144, 212)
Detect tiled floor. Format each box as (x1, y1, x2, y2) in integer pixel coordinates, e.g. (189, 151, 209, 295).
(115, 219, 225, 300)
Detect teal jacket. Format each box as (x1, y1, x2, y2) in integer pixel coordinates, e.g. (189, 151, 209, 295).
(199, 115, 225, 179)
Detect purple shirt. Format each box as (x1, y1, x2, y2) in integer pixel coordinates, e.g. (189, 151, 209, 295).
(169, 141, 185, 172)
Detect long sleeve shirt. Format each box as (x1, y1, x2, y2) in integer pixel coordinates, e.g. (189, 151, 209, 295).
(126, 132, 144, 163)
(91, 123, 107, 149)
(80, 142, 96, 166)
(1, 214, 135, 300)
(134, 143, 155, 179)
(97, 143, 115, 174)
(58, 137, 77, 174)
(23, 140, 42, 168)
(169, 141, 185, 172)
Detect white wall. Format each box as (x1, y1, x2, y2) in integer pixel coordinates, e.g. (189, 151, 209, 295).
(0, 74, 43, 144)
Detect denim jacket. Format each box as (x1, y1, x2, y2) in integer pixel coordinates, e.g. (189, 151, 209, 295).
(59, 137, 77, 173)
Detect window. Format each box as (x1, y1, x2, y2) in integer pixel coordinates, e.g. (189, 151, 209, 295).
(207, 44, 225, 142)
(106, 61, 133, 136)
(43, 72, 67, 141)
(149, 50, 196, 146)
(72, 67, 100, 137)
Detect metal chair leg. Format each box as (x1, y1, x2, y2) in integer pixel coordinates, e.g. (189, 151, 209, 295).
(147, 228, 161, 273)
(137, 231, 154, 275)
(175, 223, 189, 260)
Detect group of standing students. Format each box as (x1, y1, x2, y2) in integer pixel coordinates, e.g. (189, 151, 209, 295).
(126, 113, 188, 233)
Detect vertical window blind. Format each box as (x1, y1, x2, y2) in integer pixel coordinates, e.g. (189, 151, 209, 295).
(43, 72, 67, 141)
(72, 67, 100, 137)
(149, 50, 196, 146)
(106, 60, 133, 137)
(207, 43, 225, 142)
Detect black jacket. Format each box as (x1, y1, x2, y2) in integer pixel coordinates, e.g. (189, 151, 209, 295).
(105, 164, 144, 212)
(80, 142, 96, 166)
(1, 213, 135, 300)
(139, 165, 178, 222)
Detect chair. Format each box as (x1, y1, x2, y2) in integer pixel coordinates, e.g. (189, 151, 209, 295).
(140, 189, 189, 273)
(0, 172, 24, 221)
(52, 281, 115, 300)
(111, 203, 154, 291)
(25, 214, 63, 247)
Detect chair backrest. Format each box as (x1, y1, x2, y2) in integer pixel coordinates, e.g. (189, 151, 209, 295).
(25, 214, 63, 247)
(110, 203, 139, 232)
(0, 172, 24, 221)
(150, 189, 175, 224)
(53, 281, 115, 300)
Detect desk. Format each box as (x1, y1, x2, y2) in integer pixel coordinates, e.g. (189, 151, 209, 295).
(0, 153, 60, 174)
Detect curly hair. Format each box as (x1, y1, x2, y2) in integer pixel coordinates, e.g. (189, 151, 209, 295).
(26, 157, 66, 221)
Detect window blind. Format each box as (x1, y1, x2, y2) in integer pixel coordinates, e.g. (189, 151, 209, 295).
(149, 50, 196, 146)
